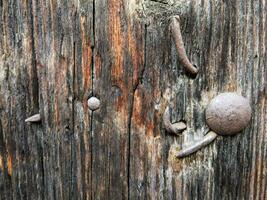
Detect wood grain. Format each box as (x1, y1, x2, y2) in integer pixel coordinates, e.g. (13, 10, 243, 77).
(0, 0, 266, 199)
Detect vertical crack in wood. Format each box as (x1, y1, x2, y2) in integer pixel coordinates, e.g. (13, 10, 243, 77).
(29, 0, 45, 199)
(127, 88, 135, 200)
(91, 0, 96, 94)
(70, 39, 76, 198)
(29, 0, 39, 112)
(90, 1, 96, 199)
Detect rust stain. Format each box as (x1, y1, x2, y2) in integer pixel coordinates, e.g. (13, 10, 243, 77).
(7, 153, 12, 175)
(131, 88, 158, 138)
(82, 44, 92, 92)
(113, 94, 129, 134)
(113, 83, 128, 114)
(127, 24, 144, 86)
(132, 86, 157, 135)
(109, 0, 124, 80)
(118, 93, 128, 116)
(0, 154, 12, 175)
(168, 145, 183, 173)
(132, 89, 143, 126)
(94, 54, 102, 80)
(0, 155, 3, 171)
(80, 14, 92, 92)
(146, 121, 154, 137)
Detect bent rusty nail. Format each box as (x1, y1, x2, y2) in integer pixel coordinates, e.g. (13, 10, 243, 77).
(170, 15, 199, 75)
(25, 114, 41, 123)
(176, 131, 218, 158)
(163, 106, 187, 135)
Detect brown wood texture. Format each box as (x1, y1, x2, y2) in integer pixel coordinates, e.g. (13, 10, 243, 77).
(0, 0, 266, 199)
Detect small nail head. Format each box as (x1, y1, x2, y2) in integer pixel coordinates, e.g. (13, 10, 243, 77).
(87, 97, 100, 111)
(206, 93, 251, 135)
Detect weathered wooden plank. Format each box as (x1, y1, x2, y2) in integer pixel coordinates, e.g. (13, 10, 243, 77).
(31, 0, 77, 199)
(0, 0, 266, 199)
(0, 0, 45, 199)
(72, 0, 94, 199)
(130, 0, 267, 199)
(93, 0, 145, 199)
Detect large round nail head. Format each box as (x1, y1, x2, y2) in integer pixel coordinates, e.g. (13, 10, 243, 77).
(205, 92, 251, 135)
(87, 97, 100, 111)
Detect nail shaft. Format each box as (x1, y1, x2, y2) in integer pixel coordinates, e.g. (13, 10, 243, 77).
(176, 131, 218, 158)
(25, 114, 41, 123)
(170, 16, 198, 75)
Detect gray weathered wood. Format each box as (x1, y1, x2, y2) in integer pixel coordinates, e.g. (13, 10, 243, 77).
(0, 0, 266, 200)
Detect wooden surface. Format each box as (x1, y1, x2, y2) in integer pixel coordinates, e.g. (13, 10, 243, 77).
(0, 0, 266, 199)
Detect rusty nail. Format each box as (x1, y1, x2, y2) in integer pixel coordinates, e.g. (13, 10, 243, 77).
(87, 96, 100, 111)
(206, 92, 252, 135)
(176, 131, 218, 158)
(163, 106, 187, 135)
(25, 113, 41, 123)
(169, 15, 199, 75)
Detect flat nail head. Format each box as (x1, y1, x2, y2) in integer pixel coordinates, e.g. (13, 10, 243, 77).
(206, 92, 252, 135)
(87, 97, 100, 111)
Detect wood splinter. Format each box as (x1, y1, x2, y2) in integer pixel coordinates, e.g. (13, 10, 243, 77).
(169, 15, 199, 76)
(25, 114, 41, 123)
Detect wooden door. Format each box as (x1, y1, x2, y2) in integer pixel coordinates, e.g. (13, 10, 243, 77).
(0, 0, 266, 199)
